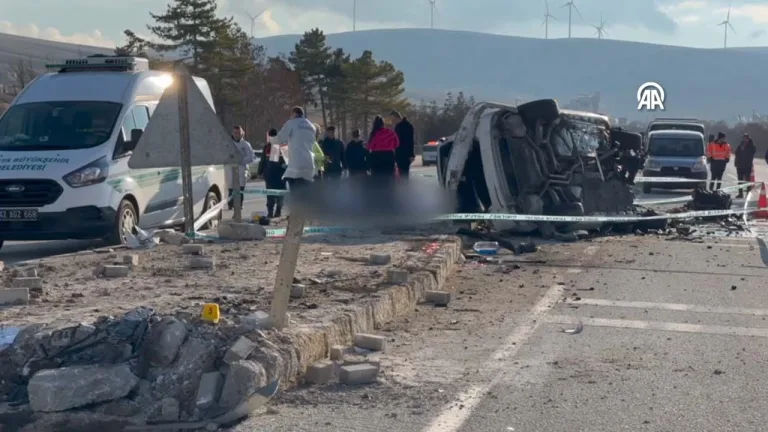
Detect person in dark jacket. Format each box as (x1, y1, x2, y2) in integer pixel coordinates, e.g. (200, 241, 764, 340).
(390, 110, 415, 178)
(734, 133, 757, 198)
(257, 128, 287, 218)
(344, 129, 369, 176)
(320, 126, 345, 180)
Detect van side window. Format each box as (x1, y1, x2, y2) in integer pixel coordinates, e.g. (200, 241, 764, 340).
(132, 106, 150, 131)
(114, 110, 136, 158)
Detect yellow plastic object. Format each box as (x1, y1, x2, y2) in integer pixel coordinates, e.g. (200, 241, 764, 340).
(201, 303, 221, 324)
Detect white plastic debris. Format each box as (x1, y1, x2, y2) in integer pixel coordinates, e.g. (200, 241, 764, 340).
(562, 321, 584, 334)
(126, 226, 160, 250)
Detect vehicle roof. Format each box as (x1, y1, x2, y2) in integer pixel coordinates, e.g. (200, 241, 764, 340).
(14, 70, 212, 107)
(648, 130, 705, 138)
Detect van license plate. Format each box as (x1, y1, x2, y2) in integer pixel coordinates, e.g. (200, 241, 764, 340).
(0, 209, 39, 221)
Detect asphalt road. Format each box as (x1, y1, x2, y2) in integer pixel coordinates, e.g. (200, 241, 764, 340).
(234, 232, 768, 432)
(1, 159, 765, 265)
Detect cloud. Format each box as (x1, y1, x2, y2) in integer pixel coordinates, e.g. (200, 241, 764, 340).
(723, 4, 768, 24)
(750, 29, 766, 39)
(261, 10, 281, 34)
(233, 0, 678, 35)
(0, 21, 116, 47)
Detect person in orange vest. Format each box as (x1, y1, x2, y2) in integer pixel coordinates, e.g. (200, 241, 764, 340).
(706, 132, 731, 190)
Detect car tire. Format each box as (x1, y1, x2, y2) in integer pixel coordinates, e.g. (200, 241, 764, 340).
(200, 190, 222, 231)
(517, 98, 560, 123)
(106, 199, 138, 246)
(0, 240, 4, 251)
(642, 184, 652, 194)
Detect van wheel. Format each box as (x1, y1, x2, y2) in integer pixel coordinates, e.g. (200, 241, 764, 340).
(517, 99, 560, 123)
(107, 199, 138, 245)
(200, 191, 222, 231)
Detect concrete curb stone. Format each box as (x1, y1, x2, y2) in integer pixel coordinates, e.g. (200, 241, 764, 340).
(253, 235, 461, 389)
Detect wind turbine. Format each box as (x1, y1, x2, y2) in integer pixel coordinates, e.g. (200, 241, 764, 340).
(591, 13, 608, 39)
(542, 0, 559, 39)
(241, 9, 266, 39)
(718, 3, 736, 49)
(428, 0, 438, 29)
(561, 0, 582, 39)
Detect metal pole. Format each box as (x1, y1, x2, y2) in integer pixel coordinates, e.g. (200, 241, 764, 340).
(177, 66, 196, 239)
(353, 0, 357, 31)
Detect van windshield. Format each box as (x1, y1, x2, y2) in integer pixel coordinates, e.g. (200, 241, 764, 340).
(649, 137, 704, 157)
(0, 101, 122, 151)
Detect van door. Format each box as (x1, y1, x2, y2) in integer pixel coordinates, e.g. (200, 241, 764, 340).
(115, 105, 173, 228)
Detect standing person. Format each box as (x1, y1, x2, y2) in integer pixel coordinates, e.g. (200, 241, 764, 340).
(367, 115, 399, 178)
(311, 123, 325, 181)
(389, 110, 415, 178)
(320, 125, 345, 180)
(345, 129, 369, 177)
(227, 125, 254, 210)
(258, 128, 288, 218)
(706, 132, 731, 191)
(734, 133, 757, 198)
(274, 107, 316, 191)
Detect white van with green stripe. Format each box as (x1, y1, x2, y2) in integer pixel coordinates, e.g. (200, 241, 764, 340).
(0, 56, 226, 250)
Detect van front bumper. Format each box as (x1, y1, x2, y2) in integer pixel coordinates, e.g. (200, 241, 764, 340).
(0, 206, 116, 241)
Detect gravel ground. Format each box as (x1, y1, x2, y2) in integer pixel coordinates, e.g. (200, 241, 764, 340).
(0, 232, 444, 327)
(227, 242, 560, 431)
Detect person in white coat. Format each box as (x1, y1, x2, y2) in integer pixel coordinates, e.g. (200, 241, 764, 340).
(274, 107, 316, 190)
(227, 125, 255, 210)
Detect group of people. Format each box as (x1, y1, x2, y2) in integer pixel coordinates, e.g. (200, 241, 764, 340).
(706, 132, 759, 198)
(250, 107, 416, 218)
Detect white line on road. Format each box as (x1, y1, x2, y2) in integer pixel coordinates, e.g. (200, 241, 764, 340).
(422, 245, 599, 432)
(564, 298, 768, 316)
(545, 315, 768, 338)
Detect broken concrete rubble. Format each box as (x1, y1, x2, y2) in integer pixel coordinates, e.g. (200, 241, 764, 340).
(219, 360, 267, 410)
(0, 288, 29, 305)
(217, 221, 267, 241)
(339, 363, 379, 385)
(142, 316, 188, 367)
(27, 364, 139, 412)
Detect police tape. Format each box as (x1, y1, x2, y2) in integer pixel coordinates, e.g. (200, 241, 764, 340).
(194, 207, 762, 242)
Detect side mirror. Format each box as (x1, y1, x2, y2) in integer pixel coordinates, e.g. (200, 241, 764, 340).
(125, 129, 143, 151)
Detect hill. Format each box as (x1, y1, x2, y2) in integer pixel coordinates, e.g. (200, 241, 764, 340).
(2, 29, 767, 121)
(255, 29, 768, 121)
(0, 32, 111, 84)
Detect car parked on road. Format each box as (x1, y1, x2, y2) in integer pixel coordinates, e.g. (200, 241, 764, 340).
(437, 99, 644, 234)
(641, 130, 708, 193)
(422, 140, 439, 166)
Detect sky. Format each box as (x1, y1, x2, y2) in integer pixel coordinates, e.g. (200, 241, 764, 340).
(0, 0, 767, 49)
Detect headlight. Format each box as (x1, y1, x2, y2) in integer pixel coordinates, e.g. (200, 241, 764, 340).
(63, 157, 109, 188)
(692, 157, 707, 171)
(646, 159, 661, 170)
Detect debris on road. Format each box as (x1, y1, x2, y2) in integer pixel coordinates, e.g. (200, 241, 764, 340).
(562, 321, 584, 334)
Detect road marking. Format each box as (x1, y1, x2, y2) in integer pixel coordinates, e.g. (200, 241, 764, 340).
(422, 249, 600, 432)
(564, 298, 768, 317)
(422, 281, 567, 432)
(545, 315, 768, 338)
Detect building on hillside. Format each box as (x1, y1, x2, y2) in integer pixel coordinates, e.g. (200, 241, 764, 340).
(564, 92, 600, 113)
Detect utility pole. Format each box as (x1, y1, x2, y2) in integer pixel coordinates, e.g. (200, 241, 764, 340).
(353, 0, 357, 31)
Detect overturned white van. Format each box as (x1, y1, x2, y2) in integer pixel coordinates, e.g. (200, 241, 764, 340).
(0, 55, 227, 250)
(436, 100, 644, 234)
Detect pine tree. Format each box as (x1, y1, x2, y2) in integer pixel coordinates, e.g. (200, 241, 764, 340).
(325, 48, 351, 136)
(289, 29, 333, 125)
(134, 0, 231, 71)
